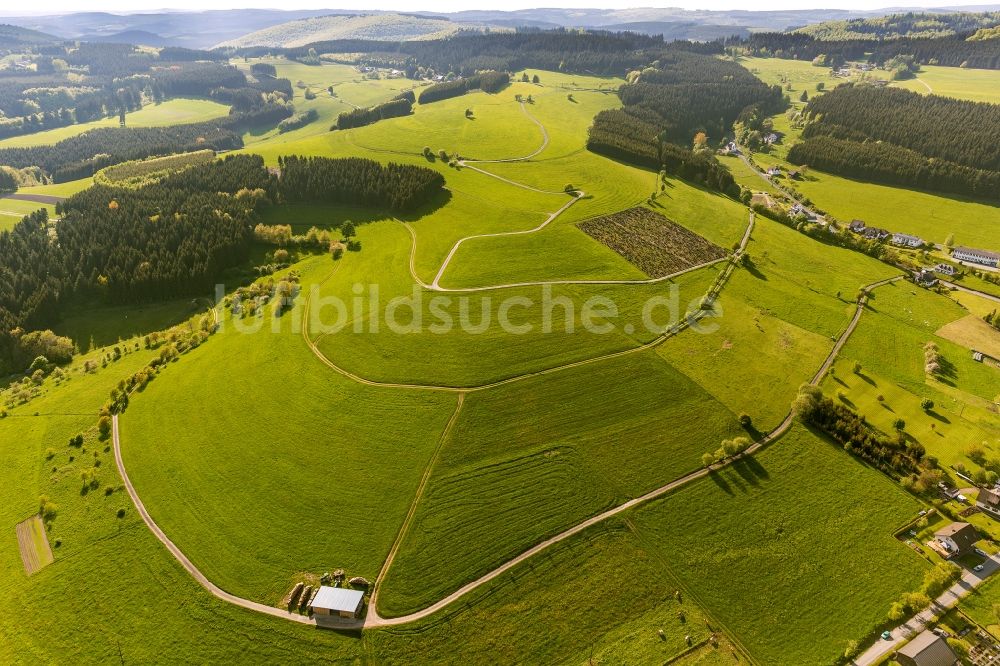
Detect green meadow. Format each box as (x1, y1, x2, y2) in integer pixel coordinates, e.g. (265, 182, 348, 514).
(629, 425, 928, 664)
(5, 60, 991, 664)
(830, 282, 1000, 470)
(0, 98, 231, 149)
(893, 65, 1000, 103)
(378, 349, 744, 616)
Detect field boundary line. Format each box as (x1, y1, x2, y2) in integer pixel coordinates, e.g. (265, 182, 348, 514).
(369, 393, 466, 619)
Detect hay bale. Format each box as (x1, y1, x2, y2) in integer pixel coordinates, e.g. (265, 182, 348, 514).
(285, 581, 304, 608)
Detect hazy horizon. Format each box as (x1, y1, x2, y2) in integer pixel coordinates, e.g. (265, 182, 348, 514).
(3, 1, 1000, 16)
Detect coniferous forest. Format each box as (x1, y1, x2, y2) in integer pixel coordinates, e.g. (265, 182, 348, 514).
(587, 50, 785, 195)
(277, 155, 444, 211)
(789, 84, 1000, 200)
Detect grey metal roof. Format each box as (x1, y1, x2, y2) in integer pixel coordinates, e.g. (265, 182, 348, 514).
(310, 586, 364, 612)
(897, 630, 957, 664)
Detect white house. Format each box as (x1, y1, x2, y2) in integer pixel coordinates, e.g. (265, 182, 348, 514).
(310, 586, 364, 619)
(952, 246, 1000, 268)
(891, 232, 923, 248)
(765, 166, 781, 176)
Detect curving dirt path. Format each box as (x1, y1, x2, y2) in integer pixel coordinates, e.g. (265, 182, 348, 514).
(113, 273, 902, 630)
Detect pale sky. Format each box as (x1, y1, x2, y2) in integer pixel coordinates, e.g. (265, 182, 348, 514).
(4, 1, 1000, 14)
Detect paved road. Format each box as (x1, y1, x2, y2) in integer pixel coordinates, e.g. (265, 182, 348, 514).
(854, 553, 1000, 665)
(948, 282, 1000, 304)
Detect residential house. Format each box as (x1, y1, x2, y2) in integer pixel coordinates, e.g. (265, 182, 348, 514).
(863, 227, 890, 242)
(895, 630, 959, 666)
(725, 141, 741, 154)
(934, 522, 979, 558)
(892, 232, 924, 248)
(933, 263, 956, 276)
(789, 203, 816, 221)
(763, 133, 779, 145)
(977, 488, 1000, 519)
(914, 269, 938, 287)
(952, 246, 1000, 268)
(848, 219, 866, 233)
(765, 166, 781, 176)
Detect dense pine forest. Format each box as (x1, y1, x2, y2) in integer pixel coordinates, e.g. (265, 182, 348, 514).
(587, 50, 784, 195)
(733, 32, 1000, 69)
(0, 155, 274, 374)
(335, 97, 412, 130)
(277, 155, 444, 211)
(417, 71, 510, 104)
(788, 85, 1000, 200)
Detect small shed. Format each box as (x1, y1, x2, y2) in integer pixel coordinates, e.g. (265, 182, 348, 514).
(310, 586, 365, 619)
(895, 629, 958, 666)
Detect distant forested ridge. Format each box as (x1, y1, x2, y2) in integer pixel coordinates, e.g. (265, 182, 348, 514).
(788, 85, 1000, 200)
(733, 32, 1000, 69)
(587, 50, 785, 195)
(794, 11, 1000, 41)
(0, 41, 293, 143)
(277, 155, 444, 211)
(225, 30, 693, 77)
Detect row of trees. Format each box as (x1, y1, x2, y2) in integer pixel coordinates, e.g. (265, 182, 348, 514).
(0, 102, 292, 182)
(793, 384, 924, 478)
(417, 71, 510, 104)
(334, 97, 412, 130)
(277, 155, 444, 211)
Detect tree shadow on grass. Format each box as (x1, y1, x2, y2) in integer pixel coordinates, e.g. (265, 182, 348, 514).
(857, 372, 877, 387)
(928, 409, 952, 424)
(395, 188, 453, 223)
(743, 259, 768, 281)
(708, 469, 734, 496)
(838, 394, 856, 408)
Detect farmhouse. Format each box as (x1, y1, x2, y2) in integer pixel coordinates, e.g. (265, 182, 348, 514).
(790, 203, 816, 220)
(895, 630, 959, 666)
(952, 246, 1000, 268)
(763, 133, 779, 145)
(892, 232, 923, 248)
(848, 219, 866, 233)
(914, 269, 937, 287)
(309, 586, 365, 619)
(933, 263, 956, 276)
(977, 488, 1000, 519)
(863, 227, 890, 242)
(766, 166, 782, 176)
(933, 522, 979, 558)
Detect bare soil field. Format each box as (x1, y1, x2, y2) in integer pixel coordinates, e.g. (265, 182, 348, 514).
(578, 207, 727, 278)
(16, 515, 53, 575)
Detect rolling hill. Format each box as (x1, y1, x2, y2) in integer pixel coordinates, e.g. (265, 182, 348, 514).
(216, 13, 462, 48)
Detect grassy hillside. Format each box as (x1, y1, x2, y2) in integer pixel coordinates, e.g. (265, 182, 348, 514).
(630, 425, 928, 664)
(218, 13, 460, 48)
(0, 98, 231, 149)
